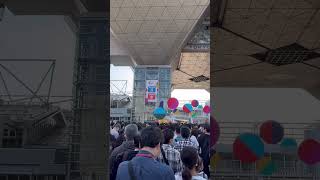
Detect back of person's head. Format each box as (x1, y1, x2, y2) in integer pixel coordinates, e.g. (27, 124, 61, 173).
(191, 128, 199, 137)
(202, 123, 210, 133)
(175, 125, 181, 134)
(181, 147, 199, 180)
(133, 134, 141, 149)
(140, 126, 162, 148)
(136, 123, 142, 131)
(163, 128, 174, 144)
(124, 124, 138, 141)
(180, 126, 191, 139)
(113, 123, 121, 130)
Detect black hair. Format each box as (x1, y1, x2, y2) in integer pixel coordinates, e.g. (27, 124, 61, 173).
(113, 123, 121, 129)
(191, 128, 199, 137)
(202, 123, 210, 133)
(180, 126, 191, 139)
(181, 147, 199, 180)
(133, 134, 141, 149)
(175, 125, 181, 134)
(163, 128, 174, 144)
(140, 126, 162, 148)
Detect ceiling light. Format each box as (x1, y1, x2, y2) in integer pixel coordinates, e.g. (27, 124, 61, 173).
(189, 75, 209, 82)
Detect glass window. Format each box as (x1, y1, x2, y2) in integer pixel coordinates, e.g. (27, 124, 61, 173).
(134, 80, 145, 89)
(159, 81, 170, 89)
(134, 68, 145, 80)
(146, 70, 158, 80)
(159, 68, 171, 80)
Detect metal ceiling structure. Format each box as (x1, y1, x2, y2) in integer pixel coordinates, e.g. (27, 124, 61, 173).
(110, 0, 209, 65)
(172, 15, 210, 90)
(172, 52, 210, 90)
(211, 0, 320, 98)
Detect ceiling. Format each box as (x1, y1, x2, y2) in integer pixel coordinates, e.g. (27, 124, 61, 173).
(110, 0, 209, 65)
(172, 15, 210, 90)
(172, 52, 210, 90)
(211, 0, 320, 97)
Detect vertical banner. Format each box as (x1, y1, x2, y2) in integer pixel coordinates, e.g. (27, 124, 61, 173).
(145, 80, 158, 103)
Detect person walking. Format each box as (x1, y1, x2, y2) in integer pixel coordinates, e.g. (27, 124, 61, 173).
(174, 126, 198, 152)
(110, 124, 138, 180)
(175, 147, 208, 180)
(158, 128, 183, 174)
(116, 126, 175, 180)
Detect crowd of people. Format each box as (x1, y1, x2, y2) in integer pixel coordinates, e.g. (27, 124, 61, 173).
(109, 121, 211, 180)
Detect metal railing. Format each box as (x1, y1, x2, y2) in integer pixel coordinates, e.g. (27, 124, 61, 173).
(211, 159, 319, 179)
(217, 121, 317, 144)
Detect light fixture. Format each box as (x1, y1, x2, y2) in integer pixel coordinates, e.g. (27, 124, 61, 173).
(0, 4, 4, 22)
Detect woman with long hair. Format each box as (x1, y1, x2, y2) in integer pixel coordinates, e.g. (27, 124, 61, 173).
(175, 146, 208, 180)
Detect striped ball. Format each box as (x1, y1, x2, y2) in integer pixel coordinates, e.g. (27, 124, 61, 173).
(233, 133, 264, 163)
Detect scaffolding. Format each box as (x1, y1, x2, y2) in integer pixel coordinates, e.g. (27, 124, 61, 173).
(69, 16, 108, 180)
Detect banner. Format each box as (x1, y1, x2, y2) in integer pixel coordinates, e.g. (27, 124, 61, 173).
(146, 80, 158, 103)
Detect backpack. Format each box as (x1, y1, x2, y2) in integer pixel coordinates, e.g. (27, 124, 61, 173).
(110, 150, 131, 180)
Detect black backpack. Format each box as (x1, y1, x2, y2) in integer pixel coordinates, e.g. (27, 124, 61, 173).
(110, 150, 131, 180)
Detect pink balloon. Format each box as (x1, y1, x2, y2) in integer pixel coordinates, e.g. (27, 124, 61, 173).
(191, 100, 199, 107)
(203, 105, 211, 114)
(167, 98, 179, 110)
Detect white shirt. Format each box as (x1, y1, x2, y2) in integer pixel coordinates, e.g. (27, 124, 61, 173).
(175, 173, 207, 180)
(190, 135, 199, 147)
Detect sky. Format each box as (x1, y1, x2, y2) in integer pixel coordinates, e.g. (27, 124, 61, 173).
(110, 65, 210, 102)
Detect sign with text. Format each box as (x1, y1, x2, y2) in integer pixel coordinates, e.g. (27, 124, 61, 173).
(146, 80, 158, 103)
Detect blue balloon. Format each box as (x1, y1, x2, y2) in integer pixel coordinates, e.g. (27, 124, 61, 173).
(153, 107, 166, 119)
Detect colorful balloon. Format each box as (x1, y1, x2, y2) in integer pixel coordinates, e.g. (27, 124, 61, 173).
(183, 104, 193, 113)
(257, 157, 277, 176)
(153, 107, 166, 119)
(203, 105, 211, 114)
(298, 139, 320, 165)
(167, 98, 179, 110)
(233, 133, 264, 163)
(280, 138, 297, 150)
(260, 120, 284, 144)
(191, 100, 199, 107)
(197, 105, 203, 109)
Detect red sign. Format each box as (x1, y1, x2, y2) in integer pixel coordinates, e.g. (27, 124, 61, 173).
(148, 93, 156, 100)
